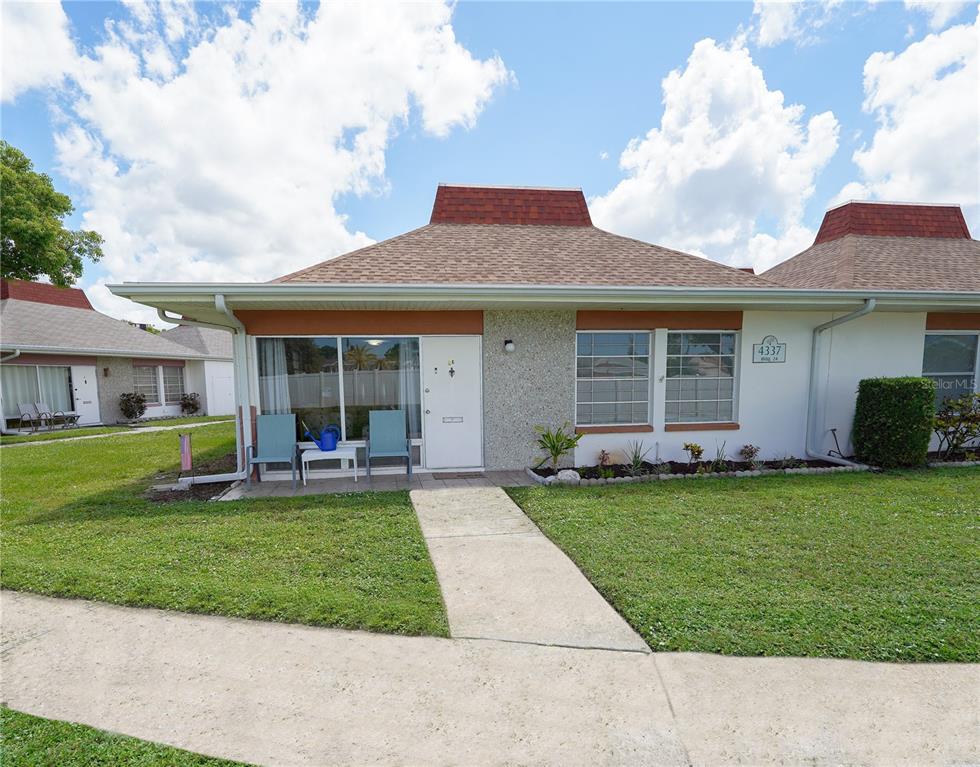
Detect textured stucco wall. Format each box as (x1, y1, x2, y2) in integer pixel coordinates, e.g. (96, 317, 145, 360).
(96, 356, 133, 424)
(483, 310, 576, 470)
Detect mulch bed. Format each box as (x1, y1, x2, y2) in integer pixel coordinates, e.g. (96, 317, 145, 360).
(143, 451, 238, 503)
(533, 457, 836, 480)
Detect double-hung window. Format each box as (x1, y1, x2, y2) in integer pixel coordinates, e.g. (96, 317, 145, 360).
(162, 367, 185, 405)
(923, 333, 979, 408)
(665, 331, 737, 423)
(576, 332, 650, 426)
(133, 366, 160, 404)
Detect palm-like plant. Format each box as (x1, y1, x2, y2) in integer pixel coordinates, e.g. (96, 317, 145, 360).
(534, 422, 582, 471)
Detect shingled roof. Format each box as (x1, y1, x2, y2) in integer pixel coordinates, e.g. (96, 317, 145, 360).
(763, 202, 980, 292)
(277, 185, 769, 289)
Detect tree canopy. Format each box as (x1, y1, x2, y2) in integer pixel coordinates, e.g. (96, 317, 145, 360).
(1, 141, 104, 287)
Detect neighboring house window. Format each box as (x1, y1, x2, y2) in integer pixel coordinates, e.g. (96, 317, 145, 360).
(665, 332, 737, 423)
(133, 366, 159, 403)
(923, 333, 979, 408)
(162, 366, 185, 405)
(576, 332, 650, 425)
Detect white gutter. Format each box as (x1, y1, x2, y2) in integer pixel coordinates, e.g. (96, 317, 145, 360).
(805, 299, 877, 468)
(156, 297, 251, 486)
(0, 349, 21, 363)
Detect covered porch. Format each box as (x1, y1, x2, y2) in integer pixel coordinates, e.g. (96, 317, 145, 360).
(217, 469, 535, 500)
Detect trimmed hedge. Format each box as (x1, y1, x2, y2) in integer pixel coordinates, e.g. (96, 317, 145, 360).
(852, 377, 934, 468)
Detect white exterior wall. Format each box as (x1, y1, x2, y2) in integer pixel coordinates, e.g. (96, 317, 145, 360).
(184, 360, 207, 412)
(204, 360, 235, 415)
(575, 310, 928, 466)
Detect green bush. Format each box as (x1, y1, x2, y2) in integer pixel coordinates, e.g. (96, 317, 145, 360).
(852, 377, 934, 468)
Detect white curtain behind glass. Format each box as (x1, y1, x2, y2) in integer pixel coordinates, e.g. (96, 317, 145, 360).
(37, 366, 71, 412)
(258, 338, 291, 414)
(1, 366, 40, 418)
(399, 339, 421, 439)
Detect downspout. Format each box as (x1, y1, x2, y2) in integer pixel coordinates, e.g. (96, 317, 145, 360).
(806, 299, 876, 467)
(157, 298, 251, 485)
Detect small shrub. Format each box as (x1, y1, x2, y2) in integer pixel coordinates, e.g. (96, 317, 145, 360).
(597, 449, 611, 468)
(119, 392, 146, 421)
(739, 444, 761, 468)
(180, 392, 201, 415)
(710, 441, 728, 473)
(933, 392, 980, 460)
(853, 377, 934, 468)
(534, 422, 582, 471)
(683, 442, 704, 466)
(624, 440, 651, 476)
(598, 467, 615, 479)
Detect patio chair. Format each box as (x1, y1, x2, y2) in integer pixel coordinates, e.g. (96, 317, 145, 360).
(365, 409, 412, 478)
(36, 401, 81, 429)
(17, 403, 41, 432)
(246, 413, 299, 491)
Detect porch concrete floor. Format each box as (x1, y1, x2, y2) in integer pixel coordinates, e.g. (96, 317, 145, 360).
(218, 470, 536, 499)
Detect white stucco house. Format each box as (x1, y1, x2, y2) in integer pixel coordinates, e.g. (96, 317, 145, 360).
(107, 185, 980, 481)
(0, 279, 235, 431)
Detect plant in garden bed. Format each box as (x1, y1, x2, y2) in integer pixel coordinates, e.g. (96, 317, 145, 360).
(933, 392, 980, 461)
(853, 377, 934, 468)
(624, 440, 651, 477)
(710, 441, 728, 474)
(180, 392, 201, 415)
(739, 444, 762, 470)
(118, 392, 146, 422)
(533, 422, 582, 473)
(683, 442, 703, 468)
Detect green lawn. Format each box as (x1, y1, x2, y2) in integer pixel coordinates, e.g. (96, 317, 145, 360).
(0, 415, 233, 445)
(1, 423, 448, 636)
(0, 707, 246, 766)
(508, 469, 980, 662)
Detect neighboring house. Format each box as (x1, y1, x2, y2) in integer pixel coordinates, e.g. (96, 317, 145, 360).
(108, 186, 980, 478)
(0, 279, 235, 431)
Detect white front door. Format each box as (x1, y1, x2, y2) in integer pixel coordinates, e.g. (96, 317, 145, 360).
(421, 336, 483, 470)
(70, 365, 101, 425)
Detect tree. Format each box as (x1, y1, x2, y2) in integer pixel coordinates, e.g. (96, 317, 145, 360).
(1, 141, 104, 287)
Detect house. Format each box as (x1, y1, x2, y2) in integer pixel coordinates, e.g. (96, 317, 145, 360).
(107, 186, 980, 480)
(0, 279, 235, 431)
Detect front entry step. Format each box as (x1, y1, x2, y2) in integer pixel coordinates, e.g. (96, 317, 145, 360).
(411, 487, 649, 652)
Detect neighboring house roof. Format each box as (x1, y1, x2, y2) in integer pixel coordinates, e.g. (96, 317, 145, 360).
(0, 280, 221, 359)
(1, 279, 94, 309)
(277, 186, 769, 289)
(763, 202, 980, 291)
(161, 325, 233, 358)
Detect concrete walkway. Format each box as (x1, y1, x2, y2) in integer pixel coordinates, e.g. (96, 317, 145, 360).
(1, 419, 234, 448)
(411, 486, 648, 652)
(2, 591, 977, 766)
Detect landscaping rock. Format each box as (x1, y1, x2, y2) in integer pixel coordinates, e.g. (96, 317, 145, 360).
(556, 469, 581, 485)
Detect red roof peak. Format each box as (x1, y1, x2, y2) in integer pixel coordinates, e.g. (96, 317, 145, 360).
(814, 201, 971, 245)
(0, 279, 93, 310)
(430, 184, 592, 226)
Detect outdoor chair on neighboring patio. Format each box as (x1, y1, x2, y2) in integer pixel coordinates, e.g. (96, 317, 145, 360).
(365, 409, 412, 478)
(36, 401, 81, 429)
(247, 413, 299, 491)
(17, 403, 42, 432)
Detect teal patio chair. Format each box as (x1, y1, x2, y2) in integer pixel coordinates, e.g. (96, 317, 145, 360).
(366, 410, 412, 478)
(247, 413, 299, 491)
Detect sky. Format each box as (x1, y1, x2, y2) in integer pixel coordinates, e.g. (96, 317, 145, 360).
(2, 0, 978, 325)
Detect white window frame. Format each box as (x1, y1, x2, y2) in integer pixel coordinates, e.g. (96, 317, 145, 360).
(574, 330, 653, 427)
(922, 330, 980, 406)
(133, 365, 161, 405)
(161, 366, 185, 405)
(664, 330, 740, 424)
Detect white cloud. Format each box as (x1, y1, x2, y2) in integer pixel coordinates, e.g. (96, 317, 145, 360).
(599, 150, 609, 160)
(590, 38, 839, 272)
(904, 0, 971, 30)
(841, 10, 979, 226)
(750, 0, 842, 48)
(26, 1, 509, 321)
(1, 1, 77, 101)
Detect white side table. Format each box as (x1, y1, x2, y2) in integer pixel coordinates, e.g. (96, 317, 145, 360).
(299, 444, 359, 485)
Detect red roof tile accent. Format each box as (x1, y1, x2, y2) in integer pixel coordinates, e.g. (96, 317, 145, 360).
(0, 279, 93, 310)
(814, 202, 971, 244)
(430, 185, 592, 226)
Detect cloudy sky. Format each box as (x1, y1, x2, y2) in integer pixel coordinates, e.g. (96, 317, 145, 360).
(2, 1, 978, 324)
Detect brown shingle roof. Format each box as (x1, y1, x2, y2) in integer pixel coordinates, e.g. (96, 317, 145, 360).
(430, 185, 592, 226)
(814, 201, 971, 244)
(276, 223, 771, 288)
(762, 234, 980, 291)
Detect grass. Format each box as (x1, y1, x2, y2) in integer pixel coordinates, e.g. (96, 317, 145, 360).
(1, 423, 448, 636)
(508, 469, 980, 662)
(0, 415, 233, 445)
(0, 707, 246, 766)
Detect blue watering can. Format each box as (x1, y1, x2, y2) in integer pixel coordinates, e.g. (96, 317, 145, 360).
(303, 424, 341, 452)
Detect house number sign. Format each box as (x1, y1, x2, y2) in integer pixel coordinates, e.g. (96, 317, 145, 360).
(752, 335, 786, 363)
